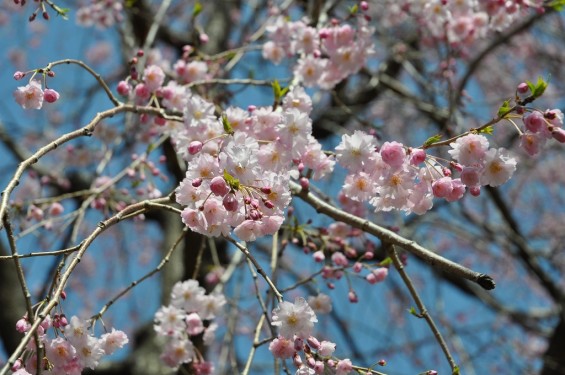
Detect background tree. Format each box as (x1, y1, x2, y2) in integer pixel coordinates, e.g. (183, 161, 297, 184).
(1, 1, 565, 374)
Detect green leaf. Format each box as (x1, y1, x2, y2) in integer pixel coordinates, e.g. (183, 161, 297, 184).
(497, 99, 512, 117)
(222, 114, 234, 135)
(408, 306, 421, 318)
(349, 4, 359, 14)
(452, 365, 460, 375)
(526, 76, 549, 98)
(125, 0, 138, 7)
(478, 125, 494, 135)
(192, 2, 203, 17)
(548, 0, 565, 10)
(272, 80, 282, 101)
(223, 170, 240, 191)
(423, 134, 442, 148)
(379, 257, 393, 267)
(53, 6, 70, 19)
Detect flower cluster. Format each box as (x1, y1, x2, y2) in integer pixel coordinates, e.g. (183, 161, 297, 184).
(153, 279, 225, 371)
(270, 297, 354, 375)
(372, 0, 544, 48)
(334, 129, 521, 215)
(173, 87, 334, 241)
(13, 78, 60, 110)
(12, 315, 128, 375)
(76, 0, 124, 29)
(520, 108, 565, 156)
(262, 9, 374, 89)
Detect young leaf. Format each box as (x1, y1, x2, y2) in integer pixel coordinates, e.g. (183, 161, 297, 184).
(548, 0, 565, 11)
(478, 125, 494, 135)
(379, 257, 393, 267)
(192, 2, 203, 17)
(408, 306, 421, 318)
(272, 80, 282, 101)
(423, 134, 442, 148)
(223, 170, 240, 191)
(222, 113, 234, 135)
(532, 76, 548, 98)
(497, 99, 511, 118)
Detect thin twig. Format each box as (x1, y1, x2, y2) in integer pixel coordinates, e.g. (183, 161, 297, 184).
(0, 197, 172, 375)
(386, 243, 458, 374)
(225, 236, 283, 302)
(92, 226, 187, 320)
(0, 104, 181, 232)
(2, 216, 42, 373)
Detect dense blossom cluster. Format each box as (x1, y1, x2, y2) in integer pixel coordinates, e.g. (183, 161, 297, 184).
(335, 130, 515, 215)
(270, 297, 355, 375)
(372, 0, 545, 47)
(12, 315, 128, 374)
(263, 8, 375, 89)
(153, 280, 225, 372)
(170, 86, 334, 241)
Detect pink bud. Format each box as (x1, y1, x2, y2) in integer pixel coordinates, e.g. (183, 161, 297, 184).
(294, 337, 304, 351)
(352, 262, 362, 273)
(409, 148, 426, 165)
(48, 202, 64, 216)
(154, 116, 166, 126)
(517, 82, 529, 94)
(469, 186, 481, 197)
(348, 290, 358, 303)
(15, 318, 29, 333)
(299, 177, 310, 190)
(307, 336, 320, 349)
(360, 1, 369, 11)
(552, 128, 565, 143)
(313, 250, 325, 262)
(43, 88, 60, 103)
(223, 194, 239, 211)
(13, 71, 25, 80)
(210, 176, 230, 196)
(188, 141, 203, 155)
(293, 353, 303, 367)
(192, 178, 202, 187)
(117, 80, 131, 96)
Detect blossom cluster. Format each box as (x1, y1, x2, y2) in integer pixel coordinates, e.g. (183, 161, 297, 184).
(153, 279, 225, 372)
(13, 78, 60, 110)
(76, 0, 124, 29)
(12, 314, 128, 375)
(262, 8, 374, 89)
(372, 0, 545, 48)
(520, 108, 565, 156)
(270, 297, 355, 375)
(172, 86, 334, 241)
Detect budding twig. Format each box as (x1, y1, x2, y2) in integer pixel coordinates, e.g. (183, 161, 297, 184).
(290, 180, 496, 290)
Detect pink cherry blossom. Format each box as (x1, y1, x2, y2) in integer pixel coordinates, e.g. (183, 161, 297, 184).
(269, 336, 295, 359)
(271, 297, 318, 339)
(448, 134, 489, 166)
(14, 80, 44, 110)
